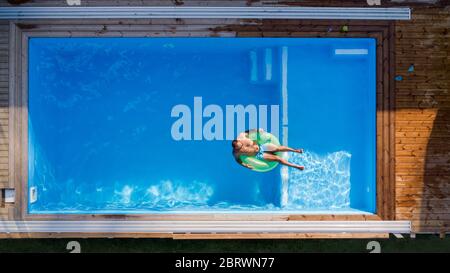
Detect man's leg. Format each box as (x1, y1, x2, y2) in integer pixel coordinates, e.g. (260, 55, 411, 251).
(261, 143, 303, 153)
(275, 146, 303, 153)
(263, 153, 304, 170)
(265, 144, 303, 153)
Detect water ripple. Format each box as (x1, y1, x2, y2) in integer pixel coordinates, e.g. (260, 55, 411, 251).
(284, 151, 351, 210)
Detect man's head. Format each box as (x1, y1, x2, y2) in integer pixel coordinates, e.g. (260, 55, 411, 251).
(232, 140, 243, 151)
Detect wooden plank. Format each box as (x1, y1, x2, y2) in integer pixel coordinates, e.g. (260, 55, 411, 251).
(397, 187, 450, 196)
(397, 213, 450, 220)
(0, 232, 391, 239)
(9, 19, 393, 27)
(0, 157, 11, 164)
(0, 204, 10, 221)
(0, 210, 9, 220)
(396, 162, 450, 169)
(396, 199, 450, 208)
(0, 232, 175, 239)
(397, 206, 450, 214)
(396, 175, 450, 184)
(9, 21, 21, 216)
(16, 23, 388, 33)
(172, 233, 391, 240)
(396, 155, 447, 163)
(410, 220, 449, 231)
(387, 21, 396, 220)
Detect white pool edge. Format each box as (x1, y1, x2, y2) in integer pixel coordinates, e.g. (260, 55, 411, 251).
(0, 220, 411, 234)
(0, 6, 411, 20)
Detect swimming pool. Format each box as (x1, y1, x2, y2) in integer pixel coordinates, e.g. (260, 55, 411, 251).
(28, 37, 376, 214)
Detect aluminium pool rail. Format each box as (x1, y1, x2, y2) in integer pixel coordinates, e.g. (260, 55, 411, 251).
(0, 220, 411, 234)
(0, 7, 411, 20)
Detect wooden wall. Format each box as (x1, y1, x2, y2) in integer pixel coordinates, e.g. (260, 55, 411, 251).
(0, 21, 9, 220)
(0, 21, 8, 219)
(0, 21, 8, 190)
(0, 22, 6, 220)
(395, 8, 450, 233)
(0, 1, 449, 234)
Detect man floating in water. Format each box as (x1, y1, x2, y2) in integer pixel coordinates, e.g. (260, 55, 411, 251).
(232, 128, 305, 171)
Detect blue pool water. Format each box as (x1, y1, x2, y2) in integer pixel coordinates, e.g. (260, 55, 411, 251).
(28, 38, 376, 214)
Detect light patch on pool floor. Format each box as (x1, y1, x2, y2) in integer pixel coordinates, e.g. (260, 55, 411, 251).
(334, 49, 368, 55)
(144, 180, 214, 208)
(285, 151, 351, 210)
(114, 185, 134, 204)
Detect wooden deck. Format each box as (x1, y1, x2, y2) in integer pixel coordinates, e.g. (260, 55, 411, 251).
(0, 0, 449, 236)
(394, 8, 450, 233)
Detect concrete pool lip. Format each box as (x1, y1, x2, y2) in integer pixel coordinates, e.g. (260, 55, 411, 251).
(0, 220, 411, 235)
(0, 6, 411, 20)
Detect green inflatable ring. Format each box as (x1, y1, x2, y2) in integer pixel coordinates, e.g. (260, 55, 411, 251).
(239, 131, 282, 172)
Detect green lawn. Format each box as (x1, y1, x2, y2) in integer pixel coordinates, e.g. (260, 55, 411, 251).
(0, 234, 448, 253)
